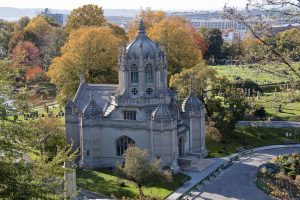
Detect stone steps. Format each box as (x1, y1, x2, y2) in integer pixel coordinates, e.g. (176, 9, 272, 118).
(181, 156, 215, 172)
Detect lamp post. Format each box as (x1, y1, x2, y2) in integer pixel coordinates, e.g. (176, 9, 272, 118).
(243, 130, 247, 149)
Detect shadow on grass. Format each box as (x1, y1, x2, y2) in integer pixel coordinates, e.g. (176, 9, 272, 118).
(76, 168, 136, 198)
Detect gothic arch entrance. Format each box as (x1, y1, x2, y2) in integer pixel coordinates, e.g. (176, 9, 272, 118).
(178, 136, 184, 157)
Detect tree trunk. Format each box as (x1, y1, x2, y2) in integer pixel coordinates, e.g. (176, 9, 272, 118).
(138, 184, 143, 197)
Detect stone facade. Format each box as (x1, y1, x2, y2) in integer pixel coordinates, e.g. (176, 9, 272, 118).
(65, 18, 207, 169)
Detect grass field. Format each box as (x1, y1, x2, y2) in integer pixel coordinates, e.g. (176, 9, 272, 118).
(207, 126, 300, 157)
(212, 65, 295, 85)
(77, 168, 190, 199)
(247, 92, 300, 121)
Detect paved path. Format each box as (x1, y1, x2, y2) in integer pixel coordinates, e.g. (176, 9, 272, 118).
(167, 158, 226, 200)
(237, 121, 300, 128)
(193, 147, 300, 200)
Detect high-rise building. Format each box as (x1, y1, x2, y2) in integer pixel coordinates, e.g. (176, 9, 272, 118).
(41, 8, 64, 25)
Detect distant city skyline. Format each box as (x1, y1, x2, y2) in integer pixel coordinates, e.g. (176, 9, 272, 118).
(0, 0, 248, 11)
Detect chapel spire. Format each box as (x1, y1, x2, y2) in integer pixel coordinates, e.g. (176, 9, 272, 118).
(138, 17, 145, 33)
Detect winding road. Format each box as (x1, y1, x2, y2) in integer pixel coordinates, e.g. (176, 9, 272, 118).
(192, 147, 300, 200)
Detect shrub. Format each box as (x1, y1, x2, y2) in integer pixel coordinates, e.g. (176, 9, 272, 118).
(25, 66, 47, 82)
(205, 123, 222, 142)
(252, 105, 267, 118)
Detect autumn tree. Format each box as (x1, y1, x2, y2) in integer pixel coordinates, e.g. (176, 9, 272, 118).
(115, 146, 171, 196)
(9, 16, 66, 69)
(47, 27, 121, 103)
(65, 4, 106, 34)
(12, 41, 41, 71)
(25, 66, 47, 82)
(108, 23, 128, 44)
(25, 16, 53, 37)
(149, 17, 203, 75)
(128, 10, 166, 40)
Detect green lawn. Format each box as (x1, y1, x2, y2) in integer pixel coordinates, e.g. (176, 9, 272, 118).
(207, 127, 300, 157)
(265, 101, 300, 121)
(76, 168, 190, 199)
(212, 64, 298, 85)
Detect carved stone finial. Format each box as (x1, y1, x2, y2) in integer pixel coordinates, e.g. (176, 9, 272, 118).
(79, 74, 85, 84)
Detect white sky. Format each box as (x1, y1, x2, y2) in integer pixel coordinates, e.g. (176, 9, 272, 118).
(0, 0, 248, 10)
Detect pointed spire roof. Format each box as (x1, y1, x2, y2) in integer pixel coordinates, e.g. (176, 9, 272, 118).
(125, 17, 158, 59)
(83, 94, 102, 120)
(138, 17, 145, 33)
(182, 80, 203, 112)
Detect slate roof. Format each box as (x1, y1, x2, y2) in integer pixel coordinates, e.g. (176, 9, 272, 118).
(73, 83, 118, 114)
(151, 103, 173, 123)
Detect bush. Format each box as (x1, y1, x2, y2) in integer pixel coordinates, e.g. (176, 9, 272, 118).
(205, 123, 222, 142)
(252, 105, 267, 118)
(25, 66, 47, 82)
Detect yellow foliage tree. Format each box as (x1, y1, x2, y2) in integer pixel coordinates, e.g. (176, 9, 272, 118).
(25, 16, 53, 36)
(47, 27, 121, 103)
(127, 10, 166, 40)
(149, 17, 203, 75)
(169, 63, 216, 98)
(65, 4, 106, 34)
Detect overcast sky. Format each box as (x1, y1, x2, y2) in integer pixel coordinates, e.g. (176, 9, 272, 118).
(0, 0, 248, 10)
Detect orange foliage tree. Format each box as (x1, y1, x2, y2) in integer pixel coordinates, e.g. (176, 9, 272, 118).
(127, 10, 166, 40)
(25, 66, 46, 82)
(12, 41, 41, 73)
(148, 17, 203, 75)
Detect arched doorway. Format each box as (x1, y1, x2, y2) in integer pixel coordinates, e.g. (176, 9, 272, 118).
(178, 136, 184, 157)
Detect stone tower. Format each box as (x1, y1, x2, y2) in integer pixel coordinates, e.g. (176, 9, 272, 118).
(181, 83, 207, 158)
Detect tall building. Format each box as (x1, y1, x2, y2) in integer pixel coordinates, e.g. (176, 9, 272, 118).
(169, 11, 247, 31)
(41, 8, 64, 25)
(106, 16, 134, 30)
(65, 19, 207, 170)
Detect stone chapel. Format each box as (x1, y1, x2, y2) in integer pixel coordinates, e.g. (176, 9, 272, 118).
(65, 18, 207, 170)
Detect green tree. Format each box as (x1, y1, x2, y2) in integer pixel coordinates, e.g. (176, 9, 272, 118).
(16, 16, 31, 31)
(65, 4, 106, 34)
(208, 76, 248, 129)
(115, 146, 171, 196)
(202, 28, 224, 64)
(47, 27, 121, 103)
(169, 62, 216, 98)
(0, 64, 75, 199)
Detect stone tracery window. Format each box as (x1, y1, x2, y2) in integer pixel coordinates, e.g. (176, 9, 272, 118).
(131, 64, 139, 84)
(146, 87, 153, 95)
(116, 136, 135, 156)
(145, 64, 153, 84)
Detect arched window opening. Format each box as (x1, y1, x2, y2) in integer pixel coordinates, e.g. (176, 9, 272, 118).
(116, 136, 135, 156)
(131, 65, 139, 84)
(145, 65, 153, 84)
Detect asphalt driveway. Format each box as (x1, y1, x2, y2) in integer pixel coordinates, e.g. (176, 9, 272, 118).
(194, 147, 300, 200)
